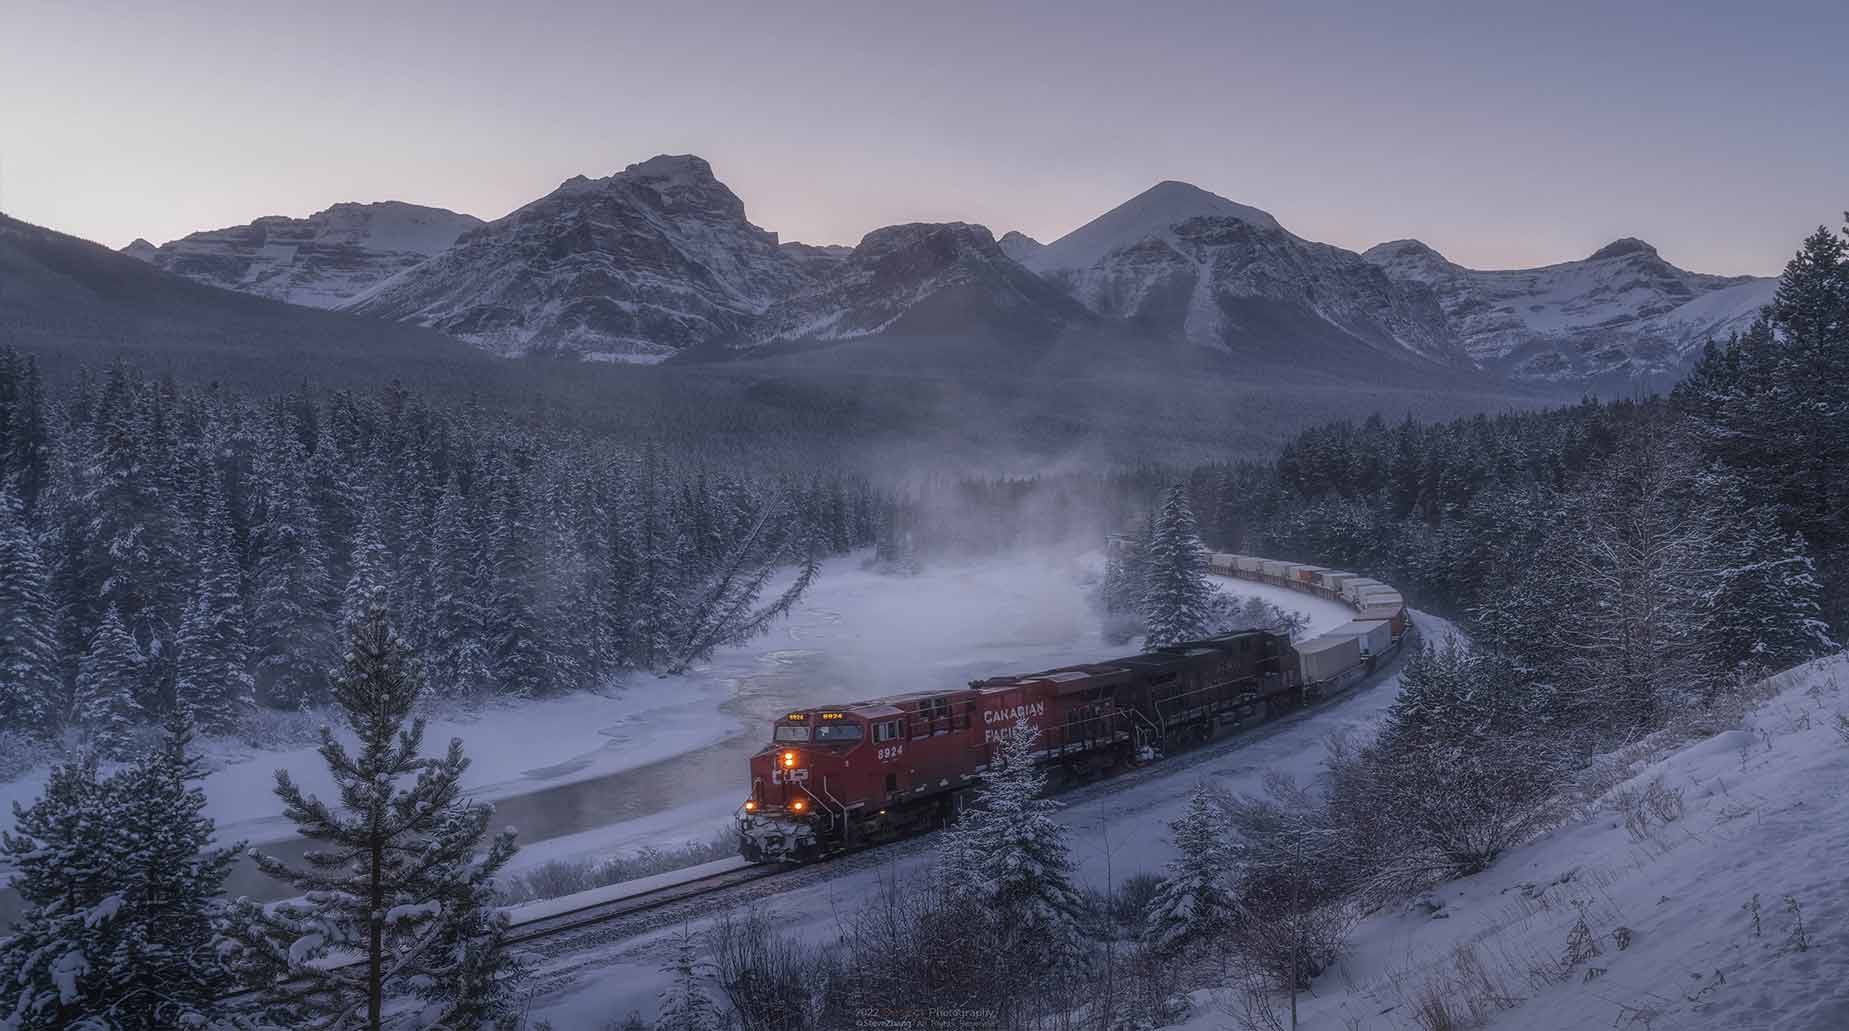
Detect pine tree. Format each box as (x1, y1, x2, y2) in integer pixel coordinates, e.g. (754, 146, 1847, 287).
(95, 714, 242, 1027)
(0, 756, 123, 1030)
(74, 605, 144, 759)
(340, 494, 392, 639)
(666, 503, 818, 674)
(217, 592, 520, 1030)
(0, 717, 238, 1029)
(1142, 782, 1237, 954)
(655, 927, 726, 1031)
(969, 719, 1087, 966)
(0, 481, 62, 733)
(1141, 483, 1214, 649)
(426, 477, 491, 698)
(1698, 470, 1836, 674)
(249, 426, 336, 707)
(486, 469, 547, 695)
(173, 470, 255, 734)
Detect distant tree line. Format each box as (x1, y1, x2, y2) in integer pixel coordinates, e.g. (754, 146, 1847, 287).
(0, 355, 878, 753)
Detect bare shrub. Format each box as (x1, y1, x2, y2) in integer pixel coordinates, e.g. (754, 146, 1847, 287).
(1112, 872, 1164, 931)
(1783, 895, 1808, 952)
(1613, 776, 1684, 840)
(1834, 712, 1849, 746)
(708, 907, 831, 1031)
(1563, 904, 1602, 967)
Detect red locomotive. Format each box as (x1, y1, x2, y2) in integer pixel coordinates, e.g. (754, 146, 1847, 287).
(737, 629, 1301, 862)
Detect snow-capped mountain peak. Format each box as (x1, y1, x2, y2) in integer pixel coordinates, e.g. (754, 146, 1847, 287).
(343, 155, 811, 362)
(1586, 236, 1658, 261)
(1027, 180, 1283, 274)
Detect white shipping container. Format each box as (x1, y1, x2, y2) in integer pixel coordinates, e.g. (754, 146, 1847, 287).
(1209, 553, 1237, 572)
(1342, 579, 1383, 604)
(1319, 571, 1357, 590)
(1235, 556, 1264, 573)
(1295, 635, 1362, 682)
(1261, 560, 1290, 579)
(1325, 619, 1392, 656)
(1359, 589, 1403, 606)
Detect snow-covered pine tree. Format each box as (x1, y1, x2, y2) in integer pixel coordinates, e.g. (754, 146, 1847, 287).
(969, 719, 1087, 967)
(93, 713, 242, 1027)
(172, 470, 255, 734)
(339, 493, 392, 640)
(249, 425, 336, 707)
(74, 605, 144, 758)
(0, 716, 238, 1029)
(1142, 782, 1237, 954)
(217, 591, 520, 1031)
(485, 466, 548, 696)
(1696, 467, 1837, 676)
(0, 755, 124, 1030)
(0, 480, 62, 733)
(1141, 483, 1214, 649)
(426, 476, 492, 698)
(631, 446, 686, 671)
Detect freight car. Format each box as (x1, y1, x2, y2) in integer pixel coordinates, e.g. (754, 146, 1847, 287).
(737, 628, 1300, 862)
(737, 552, 1413, 863)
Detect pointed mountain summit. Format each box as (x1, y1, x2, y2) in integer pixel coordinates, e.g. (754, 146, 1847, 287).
(345, 155, 816, 361)
(1025, 180, 1282, 274)
(125, 201, 483, 308)
(1362, 237, 1774, 381)
(1018, 181, 1462, 369)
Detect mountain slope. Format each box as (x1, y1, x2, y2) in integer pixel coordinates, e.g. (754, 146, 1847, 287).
(1363, 238, 1775, 381)
(124, 201, 482, 308)
(750, 222, 1088, 347)
(1024, 182, 1466, 370)
(344, 155, 812, 362)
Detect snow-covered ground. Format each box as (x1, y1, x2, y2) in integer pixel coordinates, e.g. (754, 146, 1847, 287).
(523, 609, 1450, 1028)
(1, 552, 1352, 914)
(1168, 652, 1849, 1031)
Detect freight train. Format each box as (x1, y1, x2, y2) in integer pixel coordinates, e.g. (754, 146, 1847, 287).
(735, 554, 1410, 863)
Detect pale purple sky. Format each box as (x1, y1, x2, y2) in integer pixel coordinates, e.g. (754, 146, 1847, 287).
(4, 1, 1843, 275)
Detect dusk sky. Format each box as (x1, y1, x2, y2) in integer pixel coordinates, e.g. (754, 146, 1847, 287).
(5, 0, 1844, 275)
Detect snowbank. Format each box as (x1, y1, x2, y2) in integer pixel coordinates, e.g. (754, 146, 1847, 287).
(1180, 652, 1849, 1031)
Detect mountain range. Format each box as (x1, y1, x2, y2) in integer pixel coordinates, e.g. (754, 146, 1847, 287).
(116, 155, 1776, 384)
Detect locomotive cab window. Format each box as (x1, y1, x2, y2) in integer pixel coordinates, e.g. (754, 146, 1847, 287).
(814, 722, 863, 743)
(773, 724, 811, 742)
(873, 720, 904, 743)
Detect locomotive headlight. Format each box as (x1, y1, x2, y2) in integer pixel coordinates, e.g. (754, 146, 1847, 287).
(744, 800, 757, 812)
(781, 751, 797, 768)
(791, 799, 806, 812)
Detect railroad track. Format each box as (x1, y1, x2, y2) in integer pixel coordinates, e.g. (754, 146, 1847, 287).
(504, 862, 787, 944)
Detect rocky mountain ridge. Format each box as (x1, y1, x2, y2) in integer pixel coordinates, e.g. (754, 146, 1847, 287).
(123, 201, 482, 309)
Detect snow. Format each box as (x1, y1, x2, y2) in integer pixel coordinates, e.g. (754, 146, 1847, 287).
(524, 608, 1457, 1025)
(1170, 651, 1849, 1031)
(1027, 180, 1284, 274)
(384, 900, 442, 926)
(502, 856, 755, 926)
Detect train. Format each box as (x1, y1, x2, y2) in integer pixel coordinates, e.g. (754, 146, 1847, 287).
(735, 553, 1410, 863)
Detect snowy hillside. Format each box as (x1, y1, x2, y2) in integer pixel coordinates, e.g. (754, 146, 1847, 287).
(122, 201, 482, 308)
(751, 222, 1088, 345)
(1176, 653, 1849, 1031)
(342, 155, 818, 361)
(1022, 182, 1468, 368)
(1364, 237, 1776, 382)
